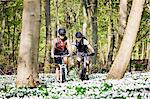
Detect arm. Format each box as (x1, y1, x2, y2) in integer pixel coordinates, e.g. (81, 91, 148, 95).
(51, 38, 55, 58)
(87, 44, 95, 54)
(66, 39, 73, 55)
(84, 39, 95, 55)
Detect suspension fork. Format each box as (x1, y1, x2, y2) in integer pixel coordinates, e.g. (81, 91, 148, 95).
(60, 57, 67, 82)
(83, 54, 87, 68)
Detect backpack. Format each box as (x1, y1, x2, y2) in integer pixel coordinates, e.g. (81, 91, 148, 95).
(76, 37, 88, 53)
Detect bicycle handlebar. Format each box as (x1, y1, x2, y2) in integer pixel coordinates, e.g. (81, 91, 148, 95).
(54, 54, 70, 58)
(76, 53, 91, 57)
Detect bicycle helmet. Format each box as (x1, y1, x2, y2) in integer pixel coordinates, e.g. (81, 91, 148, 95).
(75, 32, 83, 38)
(58, 28, 66, 36)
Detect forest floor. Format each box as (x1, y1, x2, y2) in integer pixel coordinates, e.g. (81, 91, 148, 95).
(0, 69, 150, 99)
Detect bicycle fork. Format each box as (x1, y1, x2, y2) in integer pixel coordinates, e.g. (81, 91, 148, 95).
(84, 56, 86, 68)
(60, 64, 67, 82)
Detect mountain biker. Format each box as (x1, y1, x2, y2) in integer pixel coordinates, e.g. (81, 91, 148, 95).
(75, 32, 95, 79)
(51, 28, 72, 82)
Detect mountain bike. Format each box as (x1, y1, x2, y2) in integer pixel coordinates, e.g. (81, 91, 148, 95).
(54, 54, 69, 83)
(79, 53, 90, 81)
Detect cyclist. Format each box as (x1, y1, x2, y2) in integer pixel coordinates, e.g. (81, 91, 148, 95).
(51, 28, 72, 82)
(75, 32, 95, 79)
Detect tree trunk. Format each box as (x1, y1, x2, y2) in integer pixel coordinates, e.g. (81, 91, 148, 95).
(44, 0, 51, 73)
(107, 23, 115, 70)
(55, 0, 59, 37)
(141, 41, 145, 60)
(89, 0, 98, 64)
(91, 16, 98, 64)
(16, 0, 41, 88)
(7, 15, 11, 65)
(106, 0, 115, 69)
(82, 0, 88, 36)
(107, 0, 145, 79)
(148, 56, 150, 70)
(147, 35, 150, 70)
(136, 44, 140, 59)
(0, 4, 6, 54)
(13, 15, 16, 67)
(116, 0, 127, 52)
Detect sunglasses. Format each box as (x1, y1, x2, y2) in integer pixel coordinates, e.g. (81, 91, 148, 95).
(59, 34, 65, 36)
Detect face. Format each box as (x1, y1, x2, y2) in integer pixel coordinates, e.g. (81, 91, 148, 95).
(59, 34, 65, 39)
(76, 38, 82, 42)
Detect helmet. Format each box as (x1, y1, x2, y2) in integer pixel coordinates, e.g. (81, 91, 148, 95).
(75, 32, 83, 38)
(58, 28, 66, 36)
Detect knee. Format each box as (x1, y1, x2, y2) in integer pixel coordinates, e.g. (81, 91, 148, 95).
(64, 60, 68, 64)
(77, 60, 81, 64)
(86, 61, 90, 65)
(56, 65, 60, 70)
(63, 57, 68, 64)
(77, 57, 81, 62)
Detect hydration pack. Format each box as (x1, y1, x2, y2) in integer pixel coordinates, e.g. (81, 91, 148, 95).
(76, 37, 88, 53)
(55, 36, 67, 52)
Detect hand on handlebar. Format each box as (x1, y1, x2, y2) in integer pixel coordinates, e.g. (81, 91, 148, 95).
(72, 52, 77, 55)
(87, 52, 95, 56)
(51, 53, 54, 58)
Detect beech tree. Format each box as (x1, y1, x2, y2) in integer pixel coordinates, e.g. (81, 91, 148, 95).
(16, 0, 41, 87)
(107, 0, 145, 79)
(106, 0, 115, 70)
(116, 0, 127, 51)
(44, 0, 51, 73)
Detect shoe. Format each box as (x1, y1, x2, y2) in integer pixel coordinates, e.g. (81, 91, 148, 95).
(85, 75, 89, 80)
(56, 80, 60, 83)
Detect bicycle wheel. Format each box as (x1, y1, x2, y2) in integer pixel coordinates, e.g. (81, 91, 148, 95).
(61, 68, 66, 83)
(80, 67, 86, 81)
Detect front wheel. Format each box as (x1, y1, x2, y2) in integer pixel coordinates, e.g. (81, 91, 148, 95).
(80, 67, 86, 81)
(61, 68, 66, 83)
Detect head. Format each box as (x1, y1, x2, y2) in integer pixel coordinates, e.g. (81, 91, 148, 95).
(75, 32, 83, 42)
(58, 28, 66, 39)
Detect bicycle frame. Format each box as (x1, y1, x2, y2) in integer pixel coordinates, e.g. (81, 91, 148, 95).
(54, 54, 69, 82)
(80, 53, 88, 80)
(83, 54, 87, 68)
(59, 59, 67, 82)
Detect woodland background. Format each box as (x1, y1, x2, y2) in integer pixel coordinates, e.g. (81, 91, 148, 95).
(0, 0, 149, 77)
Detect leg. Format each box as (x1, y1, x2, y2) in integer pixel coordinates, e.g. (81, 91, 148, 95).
(77, 53, 82, 78)
(54, 57, 61, 81)
(63, 56, 68, 64)
(56, 65, 60, 81)
(63, 56, 69, 75)
(77, 52, 82, 69)
(85, 56, 90, 79)
(77, 60, 81, 69)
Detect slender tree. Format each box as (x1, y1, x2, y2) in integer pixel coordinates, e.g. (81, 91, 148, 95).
(147, 35, 150, 70)
(106, 0, 115, 69)
(107, 0, 145, 79)
(82, 0, 88, 36)
(5, 13, 12, 65)
(89, 0, 98, 64)
(116, 0, 127, 51)
(44, 0, 51, 73)
(16, 0, 41, 87)
(0, 2, 6, 54)
(55, 0, 59, 37)
(12, 15, 16, 67)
